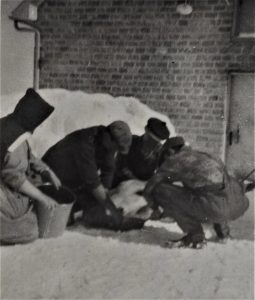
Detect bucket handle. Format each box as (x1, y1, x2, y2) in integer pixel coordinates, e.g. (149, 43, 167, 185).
(39, 183, 75, 198)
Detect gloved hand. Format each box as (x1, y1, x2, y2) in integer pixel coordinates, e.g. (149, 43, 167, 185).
(143, 173, 168, 200)
(104, 196, 123, 226)
(41, 169, 62, 190)
(92, 185, 123, 226)
(122, 168, 136, 179)
(150, 206, 164, 220)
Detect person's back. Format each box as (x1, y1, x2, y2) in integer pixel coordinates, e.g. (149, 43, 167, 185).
(159, 146, 249, 220)
(159, 147, 224, 189)
(43, 126, 116, 190)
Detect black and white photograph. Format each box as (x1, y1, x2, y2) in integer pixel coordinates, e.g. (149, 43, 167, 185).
(0, 0, 254, 299)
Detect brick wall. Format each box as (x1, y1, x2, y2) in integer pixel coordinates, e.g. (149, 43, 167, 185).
(37, 0, 255, 156)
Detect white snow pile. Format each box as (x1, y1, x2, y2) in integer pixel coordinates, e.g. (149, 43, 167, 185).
(1, 89, 176, 157)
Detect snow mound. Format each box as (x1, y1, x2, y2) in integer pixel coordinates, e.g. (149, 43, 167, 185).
(1, 89, 175, 157)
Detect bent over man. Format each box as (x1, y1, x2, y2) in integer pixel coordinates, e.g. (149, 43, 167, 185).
(43, 121, 144, 230)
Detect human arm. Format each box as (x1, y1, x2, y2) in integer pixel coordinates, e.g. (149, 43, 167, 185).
(121, 167, 136, 180)
(19, 179, 57, 209)
(2, 146, 57, 209)
(99, 151, 116, 189)
(29, 148, 61, 189)
(143, 172, 171, 204)
(92, 184, 122, 224)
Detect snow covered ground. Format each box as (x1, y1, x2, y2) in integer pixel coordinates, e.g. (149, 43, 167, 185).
(1, 191, 254, 300)
(1, 89, 254, 299)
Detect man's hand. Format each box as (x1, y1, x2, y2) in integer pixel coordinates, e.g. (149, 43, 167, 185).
(41, 169, 62, 190)
(105, 207, 123, 225)
(40, 195, 58, 210)
(150, 206, 164, 220)
(92, 185, 123, 226)
(144, 173, 168, 199)
(105, 198, 123, 226)
(122, 168, 135, 179)
(19, 179, 57, 210)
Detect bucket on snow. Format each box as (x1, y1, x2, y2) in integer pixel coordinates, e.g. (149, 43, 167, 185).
(36, 185, 76, 238)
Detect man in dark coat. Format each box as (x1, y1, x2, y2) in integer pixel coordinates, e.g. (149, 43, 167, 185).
(112, 118, 170, 187)
(43, 121, 144, 229)
(144, 136, 250, 249)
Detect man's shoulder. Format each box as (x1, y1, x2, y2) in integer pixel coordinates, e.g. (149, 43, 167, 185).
(67, 126, 103, 138)
(131, 134, 142, 145)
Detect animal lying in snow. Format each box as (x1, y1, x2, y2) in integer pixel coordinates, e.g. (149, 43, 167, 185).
(110, 180, 153, 220)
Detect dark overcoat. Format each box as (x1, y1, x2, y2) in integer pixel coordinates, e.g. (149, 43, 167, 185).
(43, 126, 117, 191)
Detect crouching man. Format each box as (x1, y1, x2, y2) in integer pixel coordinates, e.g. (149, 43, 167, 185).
(144, 136, 250, 249)
(43, 120, 144, 230)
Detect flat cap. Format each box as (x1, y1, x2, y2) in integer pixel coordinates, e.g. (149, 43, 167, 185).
(146, 118, 170, 140)
(108, 120, 132, 154)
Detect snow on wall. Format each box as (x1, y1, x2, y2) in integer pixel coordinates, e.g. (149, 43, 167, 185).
(1, 89, 176, 157)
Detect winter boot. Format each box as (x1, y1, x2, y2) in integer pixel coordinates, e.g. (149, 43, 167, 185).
(165, 232, 206, 249)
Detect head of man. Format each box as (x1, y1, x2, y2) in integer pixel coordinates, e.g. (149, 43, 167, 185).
(0, 89, 54, 165)
(159, 136, 185, 166)
(142, 118, 170, 159)
(108, 120, 132, 154)
(13, 88, 54, 134)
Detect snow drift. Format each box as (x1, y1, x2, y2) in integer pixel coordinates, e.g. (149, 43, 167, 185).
(1, 89, 176, 157)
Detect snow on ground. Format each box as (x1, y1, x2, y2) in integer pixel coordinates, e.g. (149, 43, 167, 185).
(1, 192, 254, 299)
(1, 222, 254, 299)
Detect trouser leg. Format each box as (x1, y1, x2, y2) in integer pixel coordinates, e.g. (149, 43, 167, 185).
(66, 188, 97, 226)
(152, 183, 205, 242)
(213, 222, 230, 239)
(0, 207, 39, 245)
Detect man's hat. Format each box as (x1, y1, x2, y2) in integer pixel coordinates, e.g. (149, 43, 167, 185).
(146, 118, 170, 140)
(0, 88, 54, 166)
(108, 120, 132, 154)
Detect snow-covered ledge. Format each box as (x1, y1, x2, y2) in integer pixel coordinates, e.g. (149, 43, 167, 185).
(1, 89, 176, 157)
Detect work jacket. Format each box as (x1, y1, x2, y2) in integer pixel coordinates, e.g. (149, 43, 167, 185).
(43, 126, 117, 191)
(157, 147, 249, 222)
(113, 135, 161, 186)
